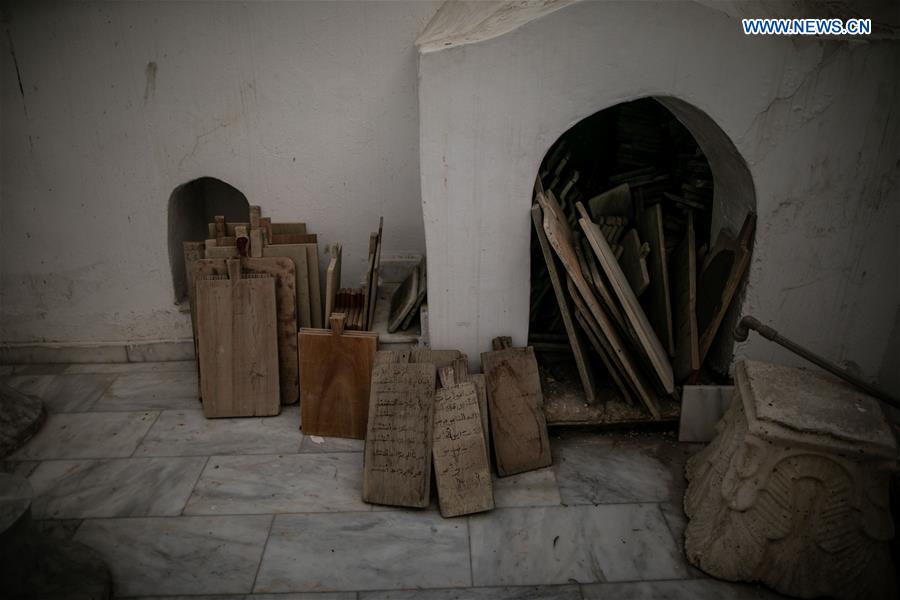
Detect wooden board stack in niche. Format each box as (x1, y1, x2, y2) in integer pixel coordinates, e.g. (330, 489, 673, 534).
(329, 218, 383, 331)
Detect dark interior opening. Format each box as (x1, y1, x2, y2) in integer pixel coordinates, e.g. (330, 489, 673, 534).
(167, 177, 250, 304)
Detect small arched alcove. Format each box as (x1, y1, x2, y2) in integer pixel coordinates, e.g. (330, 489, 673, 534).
(167, 177, 250, 304)
(530, 96, 756, 402)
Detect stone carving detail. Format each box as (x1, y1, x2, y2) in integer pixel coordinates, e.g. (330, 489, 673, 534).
(685, 383, 896, 600)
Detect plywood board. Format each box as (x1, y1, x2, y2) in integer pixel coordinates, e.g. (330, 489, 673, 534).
(263, 244, 312, 328)
(298, 315, 378, 439)
(576, 202, 674, 395)
(432, 379, 494, 517)
(362, 363, 437, 508)
(324, 243, 342, 324)
(480, 343, 551, 476)
(192, 257, 299, 404)
(531, 203, 599, 406)
(196, 263, 280, 418)
(537, 190, 662, 419)
(619, 229, 650, 296)
(672, 211, 699, 383)
(638, 204, 674, 357)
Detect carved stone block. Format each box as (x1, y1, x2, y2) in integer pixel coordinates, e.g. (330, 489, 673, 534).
(684, 360, 897, 600)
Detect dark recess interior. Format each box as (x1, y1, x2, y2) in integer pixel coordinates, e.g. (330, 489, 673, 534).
(167, 177, 250, 304)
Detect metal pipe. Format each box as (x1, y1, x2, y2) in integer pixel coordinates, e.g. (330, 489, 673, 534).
(734, 315, 900, 409)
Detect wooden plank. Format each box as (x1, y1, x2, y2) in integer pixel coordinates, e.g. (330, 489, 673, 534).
(587, 183, 632, 221)
(409, 348, 465, 372)
(619, 229, 650, 296)
(196, 260, 280, 418)
(298, 314, 378, 439)
(361, 232, 378, 331)
(263, 244, 312, 328)
(362, 363, 437, 508)
(366, 217, 384, 330)
(306, 243, 323, 328)
(576, 202, 674, 395)
(451, 356, 490, 468)
(270, 222, 307, 235)
(480, 340, 551, 476)
(183, 241, 206, 397)
(192, 257, 299, 404)
(374, 349, 410, 365)
(388, 264, 420, 333)
(399, 258, 427, 331)
(537, 190, 662, 419)
(672, 211, 699, 382)
(432, 368, 493, 517)
(531, 203, 599, 406)
(204, 244, 239, 259)
(638, 204, 674, 357)
(249, 228, 262, 258)
(696, 213, 755, 364)
(249, 205, 261, 229)
(270, 233, 318, 245)
(324, 243, 342, 325)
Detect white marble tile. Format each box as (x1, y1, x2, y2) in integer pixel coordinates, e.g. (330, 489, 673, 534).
(29, 456, 206, 518)
(554, 439, 672, 504)
(2, 373, 115, 412)
(360, 586, 582, 599)
(33, 518, 83, 540)
(131, 594, 355, 600)
(299, 434, 365, 453)
(493, 467, 561, 508)
(65, 361, 197, 374)
(1, 460, 40, 477)
(581, 579, 787, 599)
(13, 411, 158, 460)
(135, 408, 302, 457)
(12, 363, 70, 374)
(92, 371, 200, 412)
(255, 512, 470, 592)
(678, 385, 733, 442)
(74, 515, 272, 597)
(184, 453, 369, 515)
(469, 504, 689, 586)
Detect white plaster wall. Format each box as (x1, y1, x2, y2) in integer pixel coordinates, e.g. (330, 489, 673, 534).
(0, 0, 439, 345)
(419, 1, 900, 389)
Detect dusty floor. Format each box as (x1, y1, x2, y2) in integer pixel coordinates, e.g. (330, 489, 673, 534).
(0, 361, 787, 599)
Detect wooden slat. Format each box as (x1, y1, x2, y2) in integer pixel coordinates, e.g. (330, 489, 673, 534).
(324, 243, 342, 325)
(366, 217, 384, 330)
(480, 341, 551, 476)
(362, 363, 437, 508)
(399, 258, 427, 331)
(361, 232, 378, 331)
(673, 211, 699, 382)
(638, 204, 674, 356)
(298, 314, 378, 439)
(531, 203, 599, 405)
(537, 190, 662, 419)
(432, 371, 493, 517)
(576, 202, 674, 395)
(388, 264, 420, 333)
(619, 229, 650, 296)
(306, 243, 323, 328)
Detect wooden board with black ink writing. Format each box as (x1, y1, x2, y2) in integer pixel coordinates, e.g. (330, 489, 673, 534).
(432, 380, 493, 517)
(362, 363, 437, 508)
(480, 343, 551, 476)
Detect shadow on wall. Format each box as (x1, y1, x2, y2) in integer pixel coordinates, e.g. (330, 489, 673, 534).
(167, 177, 249, 304)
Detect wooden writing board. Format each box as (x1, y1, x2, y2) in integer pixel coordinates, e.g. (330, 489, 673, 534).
(362, 363, 437, 507)
(410, 348, 466, 373)
(432, 371, 493, 517)
(196, 261, 280, 418)
(480, 341, 551, 476)
(298, 314, 377, 439)
(374, 349, 410, 365)
(263, 244, 311, 328)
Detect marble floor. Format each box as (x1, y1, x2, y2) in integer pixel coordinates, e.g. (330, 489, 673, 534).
(1, 362, 788, 600)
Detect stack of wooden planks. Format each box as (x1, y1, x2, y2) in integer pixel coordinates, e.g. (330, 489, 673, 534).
(330, 218, 383, 331)
(387, 256, 427, 333)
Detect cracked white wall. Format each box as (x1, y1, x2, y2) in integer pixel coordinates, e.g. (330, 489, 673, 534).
(419, 1, 900, 391)
(0, 1, 439, 345)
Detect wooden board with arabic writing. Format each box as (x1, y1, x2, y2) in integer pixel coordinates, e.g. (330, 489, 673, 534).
(362, 363, 437, 508)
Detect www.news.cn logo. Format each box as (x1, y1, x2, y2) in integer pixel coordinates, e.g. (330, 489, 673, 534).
(742, 18, 872, 35)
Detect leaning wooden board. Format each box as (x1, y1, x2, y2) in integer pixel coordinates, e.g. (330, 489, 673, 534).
(480, 339, 551, 476)
(362, 362, 437, 508)
(638, 203, 674, 357)
(672, 211, 699, 383)
(324, 243, 342, 325)
(432, 367, 493, 517)
(576, 202, 674, 395)
(263, 244, 311, 328)
(298, 314, 377, 439)
(538, 190, 662, 419)
(195, 260, 280, 418)
(192, 257, 298, 404)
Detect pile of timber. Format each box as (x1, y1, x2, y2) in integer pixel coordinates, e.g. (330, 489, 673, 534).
(331, 218, 382, 331)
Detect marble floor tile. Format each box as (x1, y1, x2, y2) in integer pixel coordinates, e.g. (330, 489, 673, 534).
(299, 434, 365, 453)
(1, 459, 40, 477)
(33, 518, 84, 540)
(2, 373, 115, 412)
(469, 504, 689, 586)
(255, 512, 470, 592)
(135, 408, 302, 457)
(66, 361, 197, 374)
(13, 363, 70, 374)
(130, 594, 355, 600)
(92, 370, 200, 411)
(492, 467, 561, 508)
(74, 515, 272, 597)
(29, 456, 207, 518)
(184, 453, 369, 515)
(359, 585, 582, 599)
(554, 438, 672, 504)
(581, 579, 787, 599)
(13, 411, 159, 460)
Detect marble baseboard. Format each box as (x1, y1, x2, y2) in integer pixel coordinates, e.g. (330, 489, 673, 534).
(0, 339, 194, 364)
(66, 361, 197, 374)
